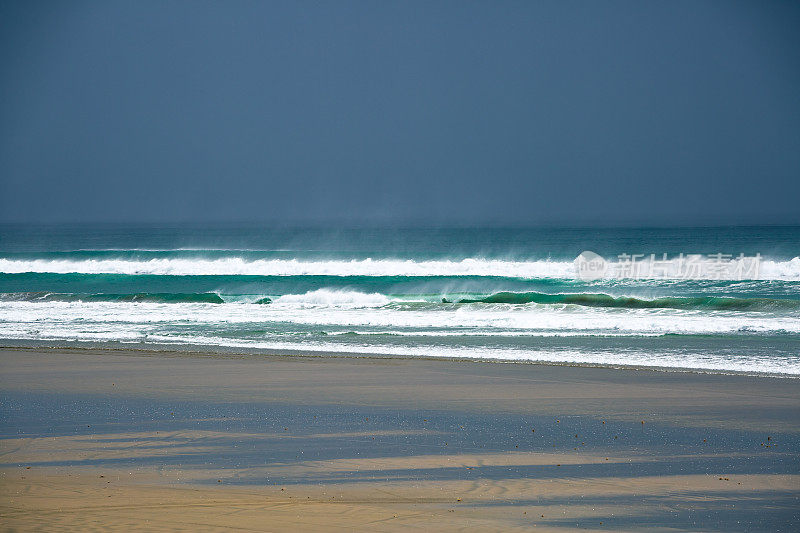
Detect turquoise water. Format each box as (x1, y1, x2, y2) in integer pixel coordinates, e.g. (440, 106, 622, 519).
(1, 224, 799, 374)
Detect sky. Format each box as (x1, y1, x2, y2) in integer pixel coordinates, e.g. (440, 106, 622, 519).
(1, 0, 799, 226)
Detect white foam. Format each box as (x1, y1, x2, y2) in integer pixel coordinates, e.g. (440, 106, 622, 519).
(1, 256, 799, 279)
(762, 257, 800, 280)
(0, 257, 572, 277)
(1, 300, 797, 374)
(274, 289, 390, 307)
(1, 299, 798, 335)
(2, 327, 797, 375)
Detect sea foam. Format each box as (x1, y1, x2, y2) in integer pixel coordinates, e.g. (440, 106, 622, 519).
(0, 256, 798, 280)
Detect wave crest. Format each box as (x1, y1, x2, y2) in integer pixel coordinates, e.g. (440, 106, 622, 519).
(274, 289, 390, 307)
(0, 256, 797, 280)
(452, 291, 800, 311)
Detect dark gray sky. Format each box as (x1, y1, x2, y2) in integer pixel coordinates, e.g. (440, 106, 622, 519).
(1, 0, 799, 226)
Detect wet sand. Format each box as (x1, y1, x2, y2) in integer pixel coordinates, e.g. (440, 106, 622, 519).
(1, 347, 799, 531)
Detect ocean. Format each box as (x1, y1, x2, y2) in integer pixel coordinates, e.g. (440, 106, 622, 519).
(1, 224, 798, 375)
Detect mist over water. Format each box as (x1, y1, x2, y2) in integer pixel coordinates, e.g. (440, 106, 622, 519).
(1, 224, 798, 375)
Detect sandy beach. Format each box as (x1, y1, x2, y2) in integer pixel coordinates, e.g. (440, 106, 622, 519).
(1, 347, 798, 531)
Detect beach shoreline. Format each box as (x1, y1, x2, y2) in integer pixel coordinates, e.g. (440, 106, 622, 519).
(1, 340, 797, 379)
(2, 346, 799, 531)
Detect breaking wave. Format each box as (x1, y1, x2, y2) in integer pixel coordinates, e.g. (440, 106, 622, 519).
(0, 256, 797, 280)
(451, 292, 800, 311)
